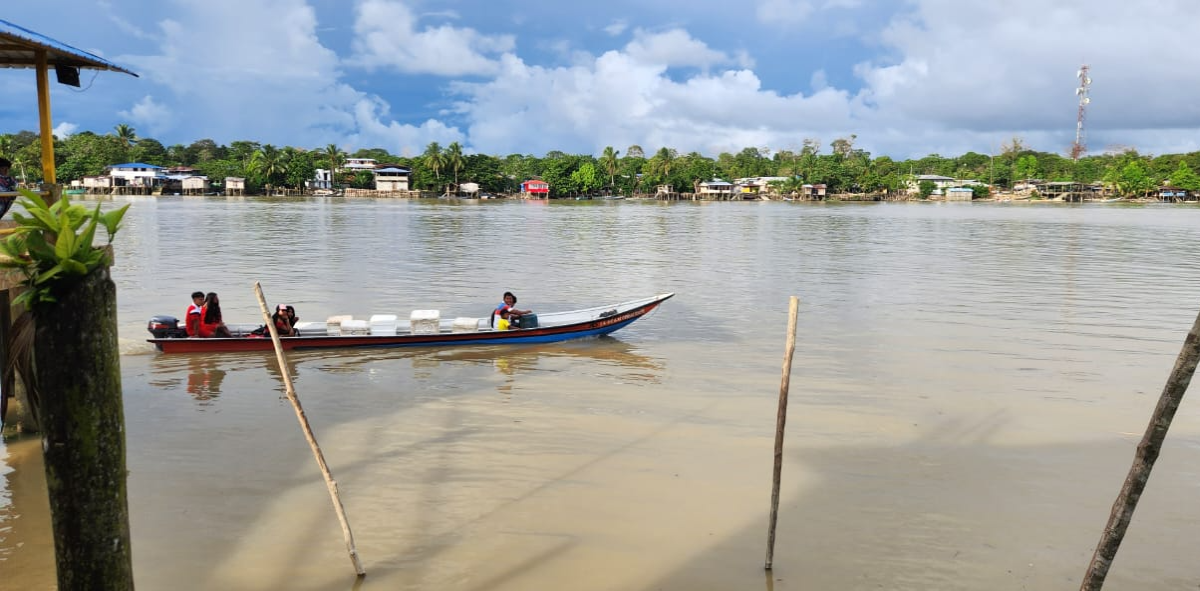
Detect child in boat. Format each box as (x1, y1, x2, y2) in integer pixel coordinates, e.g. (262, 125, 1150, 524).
(199, 292, 233, 338)
(492, 291, 532, 330)
(185, 291, 205, 337)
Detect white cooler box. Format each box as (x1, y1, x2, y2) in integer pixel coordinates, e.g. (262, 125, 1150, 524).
(293, 321, 324, 336)
(452, 317, 480, 333)
(341, 319, 370, 335)
(326, 315, 353, 336)
(369, 314, 398, 335)
(411, 310, 440, 335)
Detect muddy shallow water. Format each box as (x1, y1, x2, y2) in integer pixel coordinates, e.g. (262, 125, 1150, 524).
(3, 198, 1200, 590)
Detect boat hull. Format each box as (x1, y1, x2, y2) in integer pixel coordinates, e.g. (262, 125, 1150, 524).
(148, 294, 672, 354)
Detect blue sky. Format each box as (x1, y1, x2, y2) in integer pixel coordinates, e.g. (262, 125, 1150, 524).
(2, 0, 1198, 160)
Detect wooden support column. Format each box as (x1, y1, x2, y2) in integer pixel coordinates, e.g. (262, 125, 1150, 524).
(34, 266, 133, 590)
(34, 49, 57, 185)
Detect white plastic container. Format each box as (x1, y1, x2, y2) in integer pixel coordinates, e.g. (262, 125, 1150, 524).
(410, 310, 440, 335)
(293, 321, 324, 336)
(452, 317, 479, 333)
(341, 319, 370, 335)
(369, 314, 398, 335)
(326, 315, 353, 336)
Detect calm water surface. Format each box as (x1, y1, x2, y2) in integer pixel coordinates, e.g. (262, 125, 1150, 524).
(3, 198, 1200, 590)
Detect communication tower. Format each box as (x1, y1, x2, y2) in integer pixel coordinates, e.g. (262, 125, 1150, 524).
(1071, 65, 1091, 161)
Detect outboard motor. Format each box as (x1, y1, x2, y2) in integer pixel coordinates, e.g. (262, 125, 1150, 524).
(147, 315, 188, 338)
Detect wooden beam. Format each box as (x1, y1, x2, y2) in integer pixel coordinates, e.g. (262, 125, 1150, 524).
(34, 50, 56, 185)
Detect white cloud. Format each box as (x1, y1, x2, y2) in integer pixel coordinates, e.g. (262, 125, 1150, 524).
(849, 0, 1200, 156)
(349, 0, 515, 76)
(450, 49, 855, 157)
(623, 28, 733, 69)
(604, 20, 629, 36)
(342, 96, 464, 157)
(98, 0, 468, 155)
(118, 95, 171, 136)
(756, 0, 868, 27)
(756, 0, 815, 26)
(99, 0, 157, 42)
(53, 121, 78, 138)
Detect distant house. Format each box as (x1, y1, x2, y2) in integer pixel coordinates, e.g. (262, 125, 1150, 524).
(309, 168, 332, 190)
(458, 182, 480, 196)
(735, 176, 790, 194)
(373, 165, 411, 191)
(801, 184, 827, 199)
(1013, 179, 1044, 192)
(107, 162, 163, 187)
(1157, 186, 1193, 201)
(945, 187, 974, 201)
(82, 175, 113, 190)
(181, 176, 210, 195)
(907, 174, 958, 194)
(343, 158, 377, 170)
(225, 177, 245, 196)
(521, 179, 549, 198)
(699, 178, 734, 196)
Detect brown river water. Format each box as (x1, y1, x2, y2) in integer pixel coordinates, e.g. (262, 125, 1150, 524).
(3, 197, 1200, 590)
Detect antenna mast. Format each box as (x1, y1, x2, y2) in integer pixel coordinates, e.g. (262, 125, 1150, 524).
(1071, 65, 1091, 161)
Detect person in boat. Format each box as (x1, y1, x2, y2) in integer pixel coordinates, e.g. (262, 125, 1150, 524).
(185, 291, 205, 337)
(0, 158, 17, 218)
(492, 291, 532, 330)
(271, 304, 297, 336)
(198, 292, 233, 338)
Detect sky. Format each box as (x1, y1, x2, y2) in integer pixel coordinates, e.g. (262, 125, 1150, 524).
(2, 0, 1198, 160)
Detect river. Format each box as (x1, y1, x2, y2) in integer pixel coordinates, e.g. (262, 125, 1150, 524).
(3, 197, 1200, 590)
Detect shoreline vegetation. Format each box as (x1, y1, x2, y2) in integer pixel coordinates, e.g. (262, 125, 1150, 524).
(4, 128, 1200, 202)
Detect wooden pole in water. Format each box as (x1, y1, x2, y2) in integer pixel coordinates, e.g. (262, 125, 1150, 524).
(1080, 305, 1200, 590)
(254, 282, 366, 577)
(34, 266, 134, 590)
(765, 296, 800, 570)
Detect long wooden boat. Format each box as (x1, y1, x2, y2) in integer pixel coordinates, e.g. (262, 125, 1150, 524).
(146, 293, 674, 354)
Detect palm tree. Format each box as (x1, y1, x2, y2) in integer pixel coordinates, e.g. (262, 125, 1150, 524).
(655, 147, 675, 178)
(422, 142, 445, 191)
(600, 146, 619, 190)
(113, 124, 137, 149)
(323, 143, 345, 174)
(250, 144, 283, 190)
(445, 142, 465, 192)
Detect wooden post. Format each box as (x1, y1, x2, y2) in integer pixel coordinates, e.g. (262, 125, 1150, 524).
(765, 296, 800, 570)
(33, 266, 133, 590)
(1080, 305, 1200, 590)
(34, 49, 57, 185)
(253, 282, 366, 577)
(0, 289, 11, 425)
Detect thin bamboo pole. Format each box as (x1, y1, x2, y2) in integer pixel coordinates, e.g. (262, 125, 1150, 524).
(254, 282, 365, 577)
(765, 296, 800, 570)
(1079, 305, 1200, 590)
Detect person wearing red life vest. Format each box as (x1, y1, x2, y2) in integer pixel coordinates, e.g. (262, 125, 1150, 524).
(185, 291, 205, 337)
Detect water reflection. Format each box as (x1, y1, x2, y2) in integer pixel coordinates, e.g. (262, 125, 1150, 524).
(0, 436, 54, 590)
(148, 352, 298, 402)
(186, 356, 227, 401)
(287, 337, 665, 381)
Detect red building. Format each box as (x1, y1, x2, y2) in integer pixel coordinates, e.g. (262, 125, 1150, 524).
(521, 179, 549, 198)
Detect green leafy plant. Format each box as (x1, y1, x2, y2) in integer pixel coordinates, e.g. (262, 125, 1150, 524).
(0, 188, 129, 307)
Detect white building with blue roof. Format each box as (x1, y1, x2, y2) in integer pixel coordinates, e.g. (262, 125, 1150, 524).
(106, 162, 164, 187)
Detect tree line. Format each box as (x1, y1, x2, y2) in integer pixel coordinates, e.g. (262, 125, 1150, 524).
(3, 127, 1199, 198)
